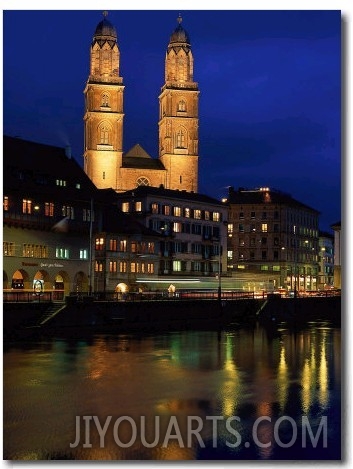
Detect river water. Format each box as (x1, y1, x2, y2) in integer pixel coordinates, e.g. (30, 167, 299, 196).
(3, 320, 341, 461)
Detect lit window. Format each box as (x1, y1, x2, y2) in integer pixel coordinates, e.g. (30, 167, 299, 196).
(213, 212, 220, 222)
(109, 261, 117, 273)
(45, 202, 55, 217)
(119, 240, 127, 252)
(109, 239, 118, 251)
(119, 261, 127, 273)
(3, 242, 15, 256)
(163, 205, 171, 215)
(122, 202, 129, 213)
(151, 203, 160, 214)
(261, 223, 268, 232)
(95, 238, 105, 250)
(95, 261, 103, 272)
(227, 250, 233, 259)
(173, 222, 182, 233)
(147, 263, 154, 274)
(56, 179, 67, 187)
(22, 199, 32, 214)
(184, 208, 190, 218)
(173, 206, 181, 217)
(173, 260, 182, 272)
(135, 201, 142, 212)
(3, 196, 9, 211)
(80, 249, 88, 259)
(148, 242, 155, 253)
(194, 209, 202, 219)
(204, 211, 210, 220)
(273, 265, 280, 271)
(260, 265, 269, 271)
(56, 247, 69, 259)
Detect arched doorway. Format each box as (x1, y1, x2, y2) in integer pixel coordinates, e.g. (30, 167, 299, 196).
(11, 269, 29, 289)
(115, 283, 129, 300)
(73, 271, 88, 294)
(33, 270, 50, 292)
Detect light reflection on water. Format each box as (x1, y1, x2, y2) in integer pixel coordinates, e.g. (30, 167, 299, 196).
(3, 320, 341, 460)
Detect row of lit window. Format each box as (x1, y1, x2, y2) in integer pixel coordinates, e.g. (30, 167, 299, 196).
(121, 201, 222, 222)
(95, 261, 155, 274)
(95, 238, 155, 253)
(150, 219, 220, 237)
(3, 242, 88, 260)
(160, 260, 219, 273)
(4, 197, 92, 221)
(229, 223, 272, 233)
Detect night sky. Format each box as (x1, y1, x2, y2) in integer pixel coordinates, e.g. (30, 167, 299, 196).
(3, 8, 342, 231)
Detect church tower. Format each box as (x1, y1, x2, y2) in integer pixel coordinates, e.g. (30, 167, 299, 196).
(159, 16, 199, 192)
(83, 12, 124, 190)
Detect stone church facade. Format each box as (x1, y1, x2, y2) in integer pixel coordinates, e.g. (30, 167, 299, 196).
(83, 13, 199, 193)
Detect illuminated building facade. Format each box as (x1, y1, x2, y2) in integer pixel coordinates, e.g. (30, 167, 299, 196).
(116, 186, 228, 291)
(3, 136, 97, 296)
(318, 231, 334, 290)
(84, 13, 199, 193)
(3, 136, 161, 296)
(225, 186, 320, 293)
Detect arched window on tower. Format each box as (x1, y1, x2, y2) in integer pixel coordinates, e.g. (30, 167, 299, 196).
(176, 130, 186, 148)
(102, 93, 109, 107)
(177, 100, 186, 112)
(99, 123, 110, 145)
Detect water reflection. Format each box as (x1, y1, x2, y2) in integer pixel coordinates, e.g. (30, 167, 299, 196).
(3, 321, 341, 460)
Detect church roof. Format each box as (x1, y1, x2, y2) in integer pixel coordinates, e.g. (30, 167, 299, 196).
(124, 144, 152, 159)
(122, 144, 165, 170)
(93, 12, 117, 45)
(169, 15, 190, 45)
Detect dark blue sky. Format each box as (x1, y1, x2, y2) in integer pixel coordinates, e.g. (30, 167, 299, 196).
(3, 9, 341, 231)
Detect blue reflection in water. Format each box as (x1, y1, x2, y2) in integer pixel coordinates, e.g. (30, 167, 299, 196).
(3, 320, 341, 461)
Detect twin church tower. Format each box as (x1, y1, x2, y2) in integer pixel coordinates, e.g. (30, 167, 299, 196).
(83, 12, 199, 193)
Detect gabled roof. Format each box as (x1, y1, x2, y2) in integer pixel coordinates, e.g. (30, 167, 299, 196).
(3, 135, 98, 199)
(122, 144, 165, 170)
(228, 187, 320, 214)
(124, 144, 152, 159)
